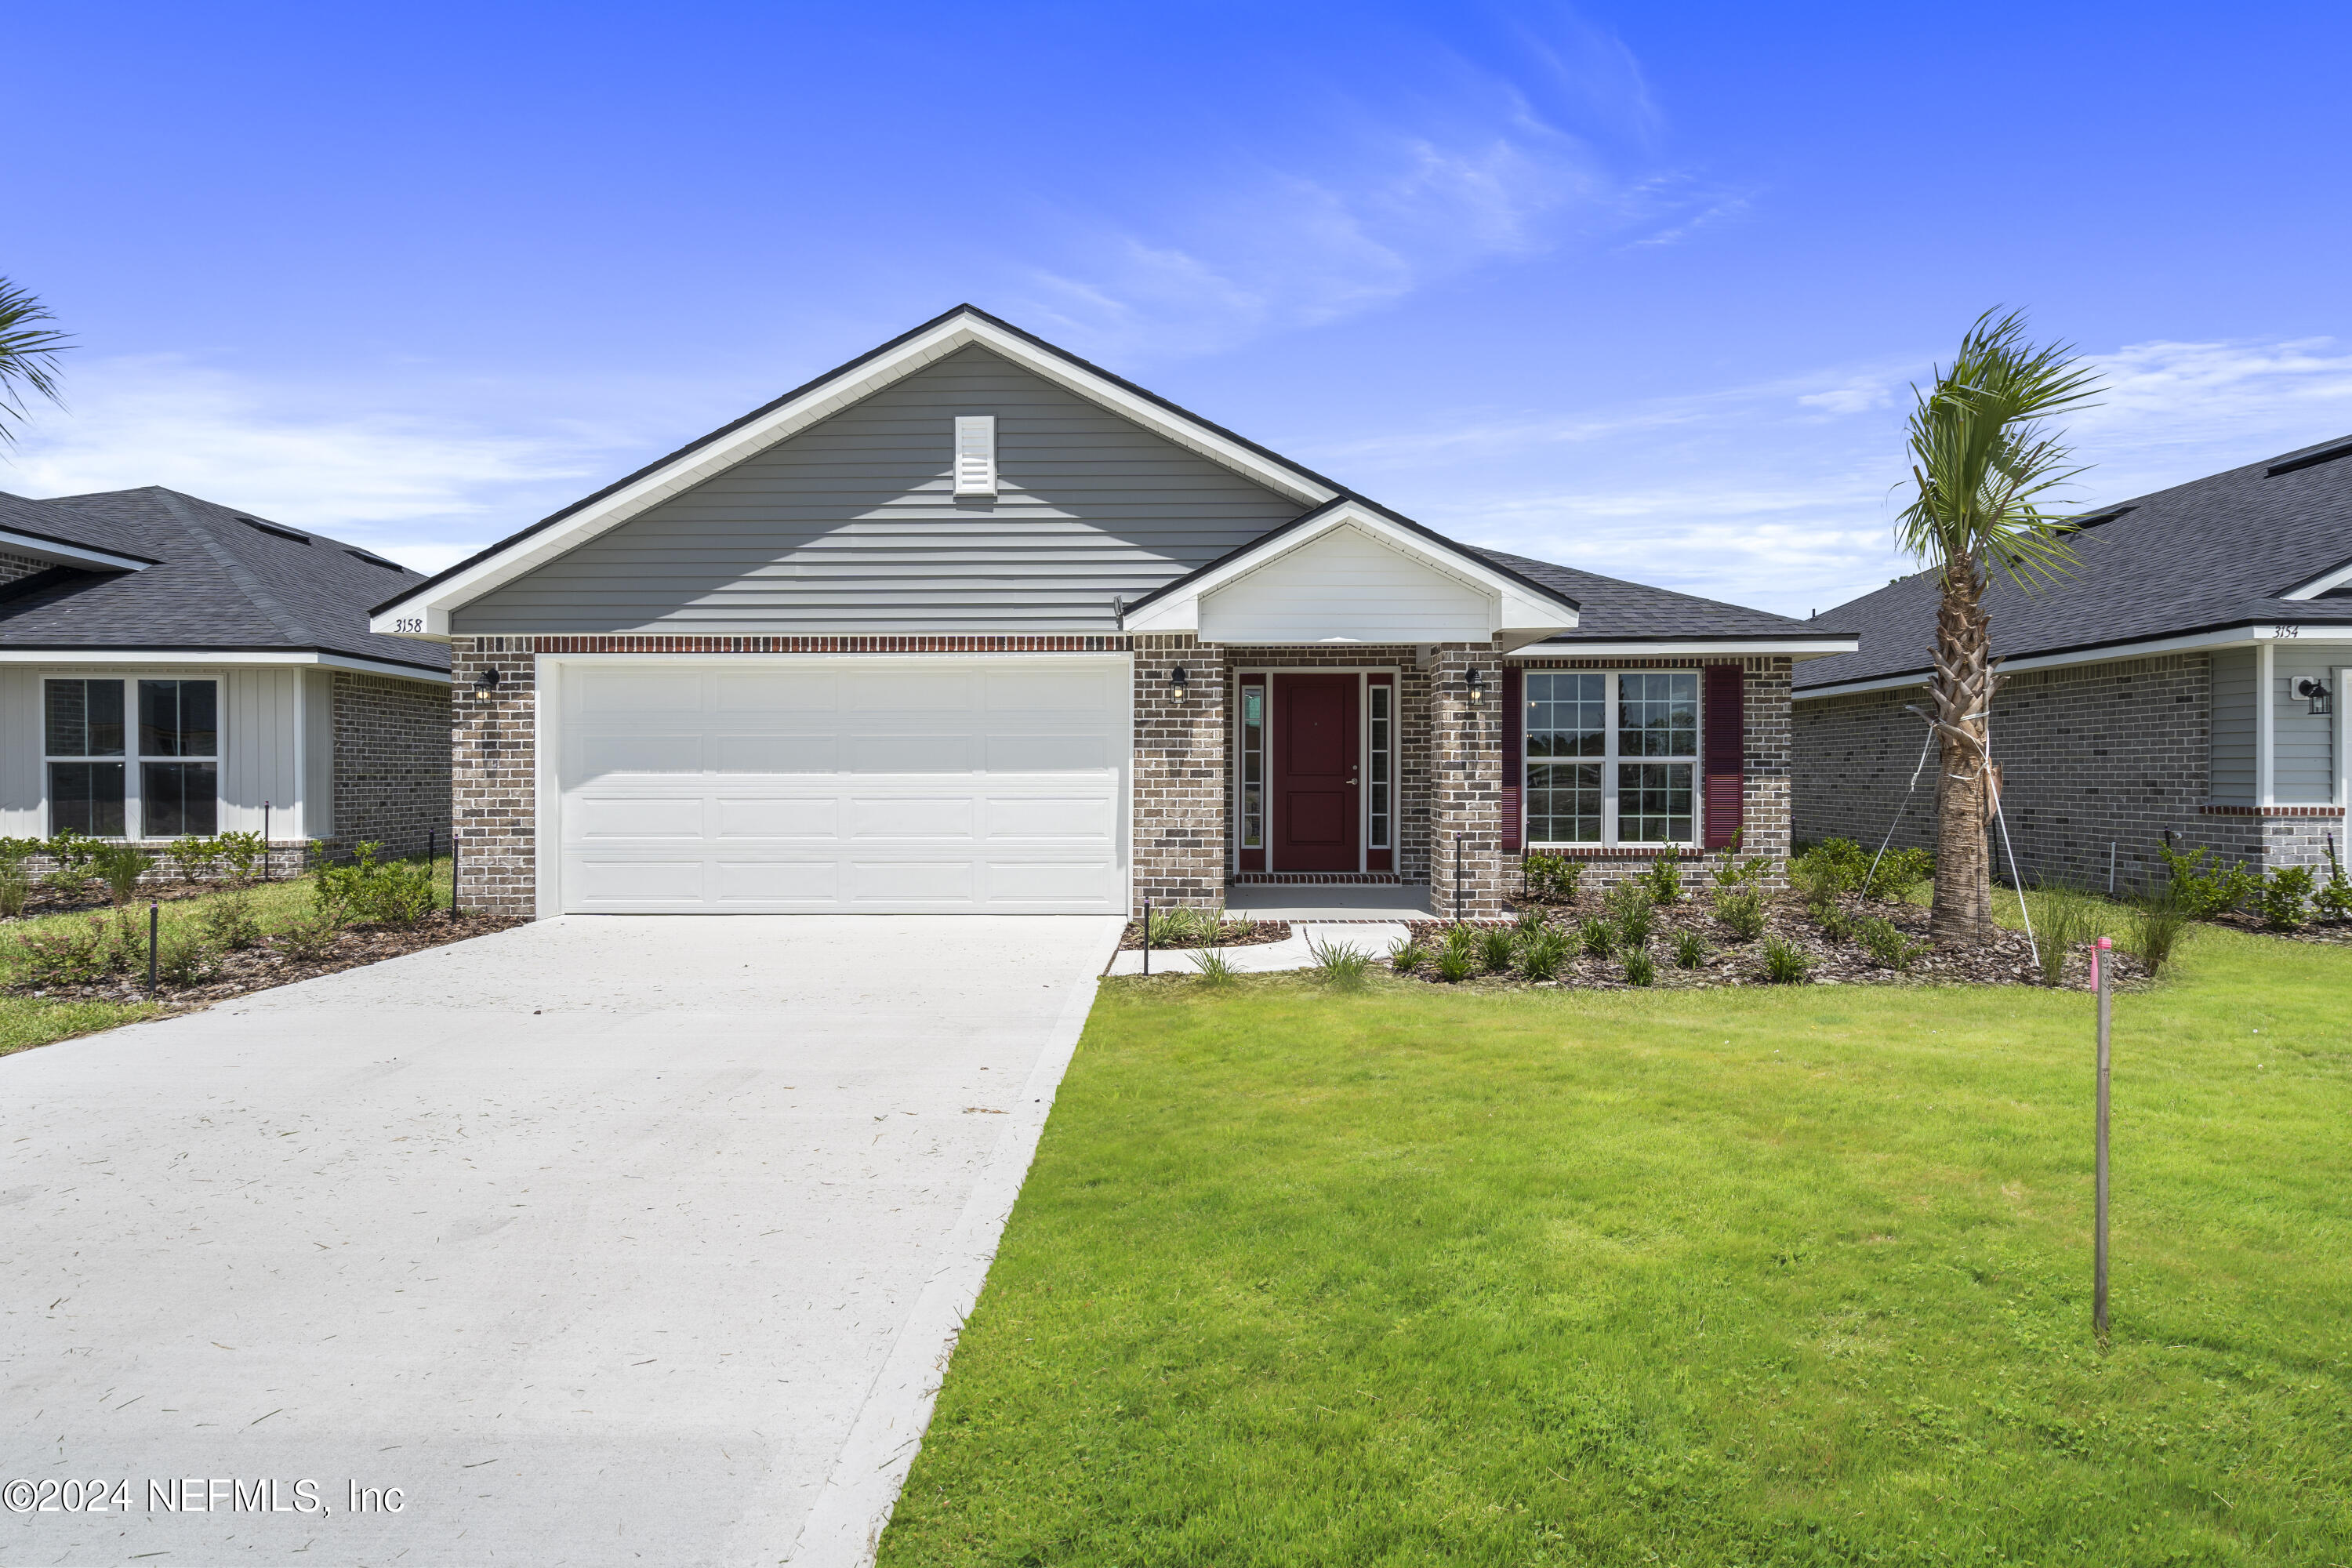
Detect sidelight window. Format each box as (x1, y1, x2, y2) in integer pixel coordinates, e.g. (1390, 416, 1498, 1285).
(1367, 683, 1392, 850)
(1524, 670, 1698, 847)
(1239, 681, 1265, 851)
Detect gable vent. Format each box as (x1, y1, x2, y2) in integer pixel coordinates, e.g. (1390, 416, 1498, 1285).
(953, 416, 997, 498)
(2267, 439, 2352, 477)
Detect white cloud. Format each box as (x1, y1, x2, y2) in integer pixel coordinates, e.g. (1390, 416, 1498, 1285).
(0, 355, 619, 572)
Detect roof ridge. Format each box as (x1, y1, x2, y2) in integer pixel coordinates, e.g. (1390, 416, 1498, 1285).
(148, 489, 321, 648)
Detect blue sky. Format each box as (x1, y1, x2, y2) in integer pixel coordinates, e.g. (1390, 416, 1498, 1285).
(9, 1, 2352, 616)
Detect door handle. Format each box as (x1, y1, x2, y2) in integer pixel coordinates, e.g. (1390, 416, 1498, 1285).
(1348, 777, 1359, 786)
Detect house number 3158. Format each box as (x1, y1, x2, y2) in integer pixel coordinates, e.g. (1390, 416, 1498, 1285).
(394, 618, 424, 633)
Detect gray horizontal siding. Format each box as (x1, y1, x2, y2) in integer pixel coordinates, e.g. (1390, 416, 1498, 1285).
(455, 346, 1305, 634)
(2209, 648, 2254, 802)
(2274, 647, 2341, 803)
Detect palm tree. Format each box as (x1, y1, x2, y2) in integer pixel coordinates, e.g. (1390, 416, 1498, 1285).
(0, 275, 72, 445)
(1896, 310, 2100, 945)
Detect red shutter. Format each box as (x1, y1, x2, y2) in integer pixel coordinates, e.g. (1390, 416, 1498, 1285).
(1501, 666, 1524, 853)
(1703, 662, 1744, 850)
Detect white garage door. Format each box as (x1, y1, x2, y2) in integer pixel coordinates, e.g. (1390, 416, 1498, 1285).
(553, 657, 1129, 913)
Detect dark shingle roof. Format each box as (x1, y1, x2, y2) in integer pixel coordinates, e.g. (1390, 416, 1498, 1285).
(0, 487, 449, 674)
(1794, 434, 2352, 692)
(1475, 550, 1843, 644)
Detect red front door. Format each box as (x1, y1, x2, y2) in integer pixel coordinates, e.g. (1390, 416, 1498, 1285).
(1272, 674, 1359, 872)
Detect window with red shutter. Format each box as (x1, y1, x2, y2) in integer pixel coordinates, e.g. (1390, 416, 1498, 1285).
(1703, 662, 1744, 849)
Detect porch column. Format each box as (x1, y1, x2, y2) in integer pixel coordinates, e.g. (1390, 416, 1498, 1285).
(1428, 639, 1506, 917)
(1131, 633, 1229, 914)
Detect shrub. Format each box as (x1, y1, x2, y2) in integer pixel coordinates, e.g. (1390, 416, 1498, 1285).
(1865, 846, 1936, 902)
(2030, 885, 2100, 985)
(273, 909, 343, 962)
(1189, 947, 1237, 985)
(199, 891, 262, 951)
(1307, 936, 1373, 989)
(1715, 887, 1766, 942)
(216, 830, 269, 886)
(2156, 843, 2258, 919)
(1145, 905, 1228, 947)
(1672, 928, 1708, 968)
(1639, 844, 1684, 905)
(2321, 842, 2352, 924)
(1853, 916, 1925, 971)
(2126, 895, 2194, 978)
(1434, 946, 1476, 983)
(1710, 829, 1774, 892)
(314, 843, 436, 928)
(1512, 907, 1548, 936)
(13, 916, 112, 987)
(90, 843, 153, 906)
(40, 829, 97, 895)
(1387, 937, 1428, 973)
(1606, 882, 1655, 947)
(1761, 936, 1812, 985)
(1522, 851, 1583, 905)
(169, 835, 223, 882)
(1578, 916, 1615, 958)
(1621, 946, 1656, 987)
(1477, 926, 1517, 974)
(0, 862, 27, 919)
(156, 927, 221, 986)
(1519, 925, 1569, 982)
(1441, 923, 1479, 963)
(1790, 856, 1842, 924)
(2256, 865, 2316, 931)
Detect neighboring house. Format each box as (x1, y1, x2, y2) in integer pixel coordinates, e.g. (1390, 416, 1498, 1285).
(0, 485, 452, 862)
(1792, 436, 2352, 889)
(370, 307, 1855, 919)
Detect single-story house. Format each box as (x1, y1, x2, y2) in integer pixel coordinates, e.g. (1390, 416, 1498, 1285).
(0, 485, 452, 862)
(371, 307, 1856, 919)
(1792, 435, 2352, 887)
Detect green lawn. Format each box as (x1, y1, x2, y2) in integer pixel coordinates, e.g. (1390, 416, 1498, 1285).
(880, 925, 2352, 1566)
(0, 858, 456, 1057)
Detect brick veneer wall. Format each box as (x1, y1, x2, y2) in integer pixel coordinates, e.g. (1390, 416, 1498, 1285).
(452, 638, 539, 916)
(1504, 655, 1795, 900)
(1791, 652, 2255, 891)
(1131, 634, 1227, 912)
(1428, 641, 1508, 916)
(0, 549, 52, 588)
(330, 671, 450, 858)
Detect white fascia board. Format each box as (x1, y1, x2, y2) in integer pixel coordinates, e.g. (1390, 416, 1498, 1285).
(1127, 503, 1578, 637)
(0, 648, 451, 683)
(1790, 620, 2352, 701)
(372, 310, 1341, 637)
(1512, 638, 1858, 660)
(2283, 558, 2352, 600)
(0, 528, 154, 572)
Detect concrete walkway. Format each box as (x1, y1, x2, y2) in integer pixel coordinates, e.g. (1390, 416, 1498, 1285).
(2, 914, 1122, 1566)
(1105, 922, 1412, 976)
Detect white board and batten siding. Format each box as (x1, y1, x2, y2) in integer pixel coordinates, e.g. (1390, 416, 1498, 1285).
(1198, 524, 1490, 644)
(546, 656, 1130, 915)
(0, 663, 325, 839)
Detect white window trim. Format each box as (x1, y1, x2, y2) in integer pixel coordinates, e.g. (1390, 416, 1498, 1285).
(135, 678, 222, 840)
(42, 676, 131, 839)
(1523, 670, 1703, 851)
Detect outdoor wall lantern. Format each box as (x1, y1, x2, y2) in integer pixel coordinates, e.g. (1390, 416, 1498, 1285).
(1169, 666, 1189, 699)
(1465, 666, 1486, 707)
(474, 666, 503, 694)
(2296, 677, 2332, 716)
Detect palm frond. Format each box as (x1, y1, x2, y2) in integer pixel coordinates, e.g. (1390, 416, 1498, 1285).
(0, 277, 74, 443)
(1895, 308, 2102, 593)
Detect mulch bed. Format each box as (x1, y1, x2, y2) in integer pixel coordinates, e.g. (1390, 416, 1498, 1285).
(1118, 920, 1291, 952)
(9, 876, 266, 921)
(2201, 912, 2352, 946)
(14, 910, 527, 1010)
(1396, 893, 2151, 991)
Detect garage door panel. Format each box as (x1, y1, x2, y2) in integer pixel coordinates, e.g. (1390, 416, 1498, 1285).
(848, 795, 975, 840)
(558, 659, 1125, 913)
(985, 734, 1108, 771)
(713, 797, 840, 839)
(849, 860, 975, 903)
(849, 734, 971, 773)
(575, 732, 704, 777)
(712, 858, 840, 903)
(571, 795, 706, 840)
(711, 733, 839, 773)
(985, 795, 1114, 841)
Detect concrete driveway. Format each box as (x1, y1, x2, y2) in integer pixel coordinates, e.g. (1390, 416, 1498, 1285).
(2, 914, 1122, 1566)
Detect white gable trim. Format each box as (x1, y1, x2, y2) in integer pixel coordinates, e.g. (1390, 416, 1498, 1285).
(1124, 500, 1578, 648)
(371, 310, 1340, 637)
(0, 648, 450, 683)
(2283, 557, 2352, 601)
(0, 527, 154, 573)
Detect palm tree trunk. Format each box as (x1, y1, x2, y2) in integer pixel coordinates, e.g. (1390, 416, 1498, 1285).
(1929, 559, 1995, 944)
